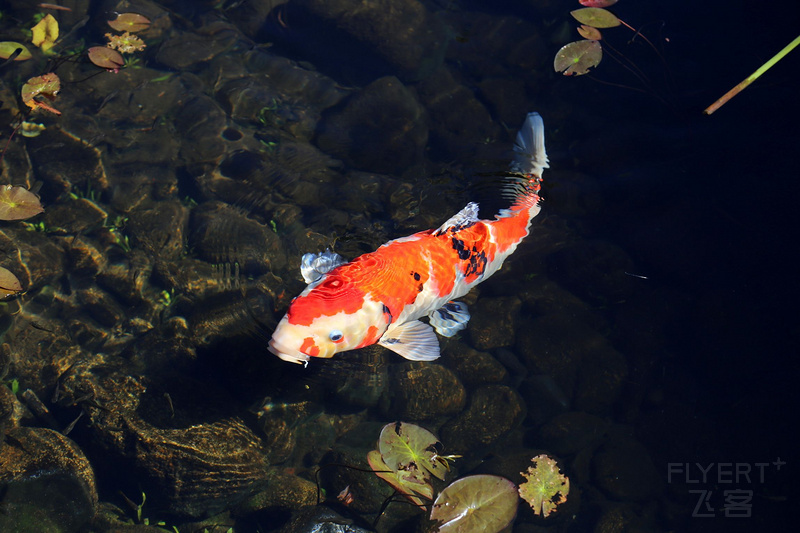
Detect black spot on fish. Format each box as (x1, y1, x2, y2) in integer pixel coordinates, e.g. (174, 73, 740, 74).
(451, 237, 470, 260)
(382, 304, 393, 324)
(464, 250, 488, 278)
(418, 283, 424, 292)
(412, 272, 421, 281)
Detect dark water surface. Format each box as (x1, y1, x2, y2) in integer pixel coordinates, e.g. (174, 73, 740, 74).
(1, 0, 796, 532)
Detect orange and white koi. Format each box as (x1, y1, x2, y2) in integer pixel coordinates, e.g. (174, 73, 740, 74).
(269, 112, 549, 365)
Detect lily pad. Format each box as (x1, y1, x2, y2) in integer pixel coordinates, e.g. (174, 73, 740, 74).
(554, 40, 602, 76)
(367, 449, 431, 507)
(108, 13, 151, 33)
(21, 73, 61, 114)
(0, 184, 44, 220)
(577, 25, 603, 41)
(430, 475, 518, 533)
(518, 455, 570, 518)
(88, 46, 124, 69)
(32, 14, 59, 52)
(571, 7, 621, 28)
(0, 267, 23, 300)
(378, 422, 449, 482)
(0, 41, 32, 61)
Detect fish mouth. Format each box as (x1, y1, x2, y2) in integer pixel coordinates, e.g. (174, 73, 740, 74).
(268, 338, 310, 365)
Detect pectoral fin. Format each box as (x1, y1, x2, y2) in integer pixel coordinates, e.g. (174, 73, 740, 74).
(300, 248, 346, 283)
(429, 301, 470, 337)
(378, 320, 440, 361)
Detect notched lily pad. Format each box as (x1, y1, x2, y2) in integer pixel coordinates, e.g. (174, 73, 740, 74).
(430, 475, 518, 533)
(21, 73, 61, 114)
(88, 46, 124, 69)
(108, 13, 151, 33)
(378, 422, 449, 482)
(0, 41, 32, 61)
(0, 266, 23, 300)
(554, 40, 602, 76)
(367, 449, 431, 507)
(577, 25, 603, 40)
(571, 7, 621, 28)
(518, 454, 570, 518)
(0, 184, 44, 220)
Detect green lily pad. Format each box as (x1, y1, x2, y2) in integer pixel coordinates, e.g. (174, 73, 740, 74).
(0, 184, 44, 221)
(430, 475, 518, 533)
(554, 40, 602, 76)
(367, 449, 431, 507)
(571, 7, 621, 28)
(378, 422, 449, 482)
(0, 41, 32, 61)
(518, 454, 570, 518)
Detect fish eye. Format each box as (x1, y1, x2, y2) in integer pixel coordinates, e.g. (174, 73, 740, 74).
(329, 330, 344, 343)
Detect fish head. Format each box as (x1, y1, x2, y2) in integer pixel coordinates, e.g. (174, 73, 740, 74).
(268, 274, 389, 364)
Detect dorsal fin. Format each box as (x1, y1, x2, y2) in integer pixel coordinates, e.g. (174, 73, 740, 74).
(300, 248, 346, 283)
(510, 112, 549, 178)
(434, 202, 479, 236)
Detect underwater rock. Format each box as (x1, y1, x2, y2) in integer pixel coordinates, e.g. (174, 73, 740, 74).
(440, 342, 508, 387)
(41, 197, 107, 235)
(175, 95, 229, 164)
(76, 286, 126, 328)
(279, 504, 375, 533)
(379, 363, 466, 421)
(59, 361, 274, 518)
(0, 427, 97, 533)
(316, 76, 427, 174)
(415, 66, 499, 160)
(126, 200, 189, 263)
(518, 374, 570, 426)
(593, 436, 664, 502)
(234, 468, 317, 515)
(547, 240, 638, 306)
(440, 384, 525, 454)
(319, 446, 394, 515)
(467, 296, 521, 351)
(293, 0, 448, 81)
(536, 411, 609, 457)
(156, 21, 239, 70)
(574, 343, 629, 415)
(96, 250, 153, 305)
(0, 228, 65, 294)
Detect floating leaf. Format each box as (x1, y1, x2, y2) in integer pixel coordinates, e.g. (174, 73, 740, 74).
(108, 13, 151, 33)
(579, 0, 618, 7)
(88, 46, 124, 69)
(518, 455, 570, 518)
(21, 73, 61, 114)
(378, 422, 449, 482)
(31, 13, 59, 52)
(431, 475, 518, 533)
(367, 449, 431, 507)
(577, 25, 602, 41)
(0, 184, 45, 221)
(0, 41, 32, 61)
(0, 266, 23, 300)
(554, 40, 602, 76)
(105, 32, 146, 54)
(571, 7, 621, 28)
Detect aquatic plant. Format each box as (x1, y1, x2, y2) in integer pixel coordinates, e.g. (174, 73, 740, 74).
(430, 475, 519, 533)
(21, 72, 61, 114)
(31, 14, 58, 53)
(0, 184, 45, 220)
(105, 32, 146, 54)
(87, 46, 124, 70)
(518, 454, 570, 518)
(108, 13, 151, 33)
(0, 266, 23, 300)
(0, 41, 32, 61)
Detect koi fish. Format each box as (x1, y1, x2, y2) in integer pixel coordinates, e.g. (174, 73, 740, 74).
(269, 112, 549, 365)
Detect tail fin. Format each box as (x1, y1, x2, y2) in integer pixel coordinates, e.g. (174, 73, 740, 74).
(511, 112, 549, 177)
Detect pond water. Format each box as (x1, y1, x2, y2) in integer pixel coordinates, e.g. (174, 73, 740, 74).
(0, 1, 796, 532)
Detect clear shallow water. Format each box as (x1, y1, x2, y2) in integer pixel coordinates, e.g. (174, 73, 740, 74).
(1, 1, 797, 532)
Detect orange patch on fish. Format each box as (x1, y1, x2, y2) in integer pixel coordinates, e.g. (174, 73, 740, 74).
(288, 274, 365, 326)
(300, 337, 319, 357)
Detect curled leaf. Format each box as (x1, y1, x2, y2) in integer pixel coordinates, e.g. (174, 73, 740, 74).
(21, 73, 61, 114)
(105, 32, 146, 54)
(554, 40, 602, 76)
(378, 422, 449, 482)
(0, 184, 45, 221)
(577, 25, 602, 41)
(0, 267, 23, 300)
(0, 41, 32, 61)
(571, 7, 621, 29)
(518, 455, 570, 518)
(431, 475, 518, 533)
(107, 13, 151, 33)
(88, 46, 124, 69)
(579, 0, 618, 7)
(31, 14, 60, 52)
(367, 449, 431, 507)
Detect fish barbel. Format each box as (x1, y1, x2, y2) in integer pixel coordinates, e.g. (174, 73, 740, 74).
(269, 112, 548, 365)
